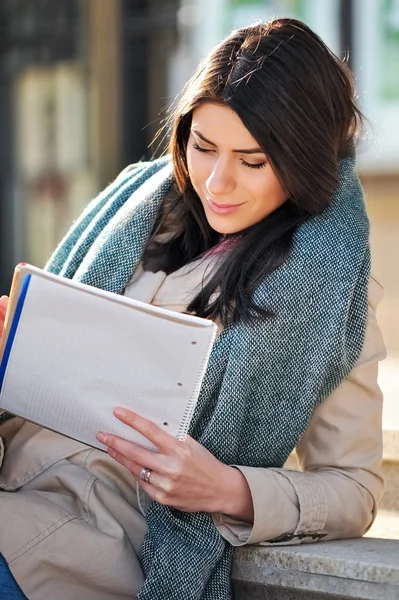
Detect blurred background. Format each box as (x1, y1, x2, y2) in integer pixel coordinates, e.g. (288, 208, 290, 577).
(0, 0, 397, 431)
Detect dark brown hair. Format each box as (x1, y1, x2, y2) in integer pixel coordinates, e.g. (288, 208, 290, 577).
(144, 18, 364, 326)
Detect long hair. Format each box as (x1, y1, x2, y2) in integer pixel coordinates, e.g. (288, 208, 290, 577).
(143, 18, 364, 327)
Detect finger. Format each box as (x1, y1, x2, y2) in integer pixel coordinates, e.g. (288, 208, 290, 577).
(182, 434, 196, 446)
(0, 297, 8, 314)
(107, 447, 137, 474)
(97, 431, 164, 472)
(135, 474, 171, 506)
(115, 456, 171, 493)
(113, 408, 177, 453)
(127, 462, 175, 494)
(107, 447, 172, 504)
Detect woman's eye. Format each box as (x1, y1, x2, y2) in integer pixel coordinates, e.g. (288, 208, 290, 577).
(241, 159, 267, 170)
(192, 143, 266, 169)
(193, 143, 213, 154)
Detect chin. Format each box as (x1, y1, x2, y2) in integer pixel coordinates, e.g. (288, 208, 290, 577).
(206, 219, 242, 235)
(203, 206, 246, 235)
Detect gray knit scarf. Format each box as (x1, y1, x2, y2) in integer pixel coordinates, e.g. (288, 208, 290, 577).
(45, 155, 370, 599)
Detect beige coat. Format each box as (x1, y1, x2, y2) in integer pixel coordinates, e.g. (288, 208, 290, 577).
(0, 259, 386, 599)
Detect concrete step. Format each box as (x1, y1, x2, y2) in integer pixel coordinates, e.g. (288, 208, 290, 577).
(232, 538, 399, 600)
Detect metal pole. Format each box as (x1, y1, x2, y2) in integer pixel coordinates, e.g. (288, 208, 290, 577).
(340, 0, 354, 67)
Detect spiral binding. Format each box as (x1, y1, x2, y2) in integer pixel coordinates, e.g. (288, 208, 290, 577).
(176, 331, 216, 442)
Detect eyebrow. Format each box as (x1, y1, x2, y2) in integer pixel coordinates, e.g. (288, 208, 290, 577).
(191, 129, 265, 155)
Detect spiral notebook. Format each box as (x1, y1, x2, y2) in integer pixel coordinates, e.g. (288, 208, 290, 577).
(0, 263, 217, 451)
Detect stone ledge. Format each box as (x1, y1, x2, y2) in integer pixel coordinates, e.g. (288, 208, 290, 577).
(232, 538, 399, 600)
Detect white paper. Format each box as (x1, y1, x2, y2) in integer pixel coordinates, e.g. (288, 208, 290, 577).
(0, 270, 216, 451)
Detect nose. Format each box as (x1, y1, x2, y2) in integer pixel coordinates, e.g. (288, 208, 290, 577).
(206, 158, 235, 196)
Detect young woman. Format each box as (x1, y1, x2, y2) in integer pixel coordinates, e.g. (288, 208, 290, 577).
(0, 18, 386, 600)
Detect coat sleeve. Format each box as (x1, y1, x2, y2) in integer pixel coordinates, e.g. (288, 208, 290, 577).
(212, 276, 387, 546)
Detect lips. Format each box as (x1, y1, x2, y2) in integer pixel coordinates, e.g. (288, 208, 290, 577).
(207, 198, 243, 215)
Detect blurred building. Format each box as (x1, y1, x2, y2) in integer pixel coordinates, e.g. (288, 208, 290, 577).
(0, 0, 178, 289)
(0, 0, 398, 423)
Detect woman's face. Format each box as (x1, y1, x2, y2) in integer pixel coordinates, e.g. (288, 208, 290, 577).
(186, 102, 287, 234)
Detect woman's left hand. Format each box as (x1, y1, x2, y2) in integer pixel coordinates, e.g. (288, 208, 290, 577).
(96, 408, 253, 519)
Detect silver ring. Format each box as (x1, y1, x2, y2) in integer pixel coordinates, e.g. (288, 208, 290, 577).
(139, 466, 152, 484)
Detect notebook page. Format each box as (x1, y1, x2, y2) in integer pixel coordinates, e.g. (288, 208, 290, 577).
(0, 274, 216, 451)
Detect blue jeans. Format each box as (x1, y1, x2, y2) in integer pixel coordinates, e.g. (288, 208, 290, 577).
(0, 554, 27, 599)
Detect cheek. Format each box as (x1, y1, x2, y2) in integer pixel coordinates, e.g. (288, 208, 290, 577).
(186, 145, 194, 173)
(269, 180, 287, 208)
(186, 144, 197, 170)
(186, 147, 197, 188)
(251, 174, 287, 218)
(186, 147, 208, 190)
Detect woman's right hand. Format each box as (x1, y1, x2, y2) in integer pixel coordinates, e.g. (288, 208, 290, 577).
(0, 296, 9, 344)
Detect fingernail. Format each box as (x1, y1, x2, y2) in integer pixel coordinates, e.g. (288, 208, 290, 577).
(96, 432, 107, 443)
(114, 408, 128, 419)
